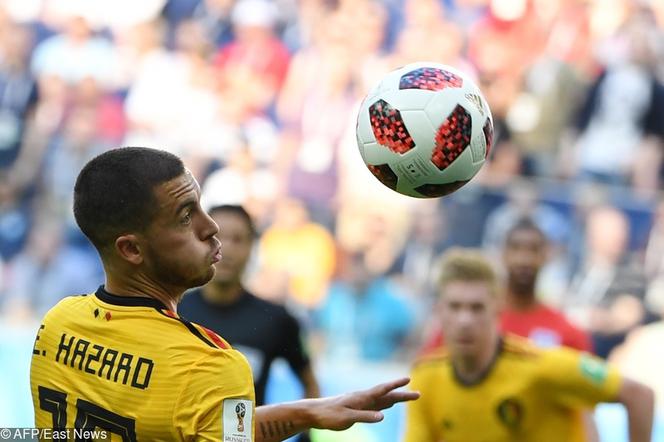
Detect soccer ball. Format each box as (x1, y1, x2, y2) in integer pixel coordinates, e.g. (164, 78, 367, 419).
(356, 62, 493, 198)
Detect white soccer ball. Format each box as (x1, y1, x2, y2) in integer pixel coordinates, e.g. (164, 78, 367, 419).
(356, 62, 493, 198)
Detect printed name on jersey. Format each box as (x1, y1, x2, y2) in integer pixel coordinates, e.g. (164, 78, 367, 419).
(54, 332, 154, 389)
(223, 398, 253, 442)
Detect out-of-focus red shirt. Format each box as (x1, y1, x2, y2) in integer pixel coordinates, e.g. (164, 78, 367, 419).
(423, 304, 593, 353)
(215, 37, 290, 90)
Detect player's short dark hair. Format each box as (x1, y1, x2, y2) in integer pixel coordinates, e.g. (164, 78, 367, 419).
(505, 218, 547, 245)
(208, 204, 257, 237)
(74, 147, 185, 251)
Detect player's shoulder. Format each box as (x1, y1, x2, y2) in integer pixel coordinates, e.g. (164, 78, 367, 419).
(156, 308, 233, 351)
(501, 334, 543, 359)
(41, 292, 94, 322)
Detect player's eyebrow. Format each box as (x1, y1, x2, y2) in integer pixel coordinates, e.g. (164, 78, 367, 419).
(175, 199, 196, 216)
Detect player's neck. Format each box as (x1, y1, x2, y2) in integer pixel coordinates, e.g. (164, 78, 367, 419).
(202, 281, 244, 305)
(104, 274, 180, 312)
(505, 285, 538, 311)
(453, 333, 501, 385)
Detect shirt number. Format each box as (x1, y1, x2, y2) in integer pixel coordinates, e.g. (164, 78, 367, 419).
(38, 386, 137, 442)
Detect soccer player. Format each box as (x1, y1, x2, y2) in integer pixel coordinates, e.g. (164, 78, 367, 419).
(423, 218, 592, 352)
(30, 147, 418, 442)
(500, 218, 592, 350)
(178, 204, 320, 405)
(403, 249, 654, 442)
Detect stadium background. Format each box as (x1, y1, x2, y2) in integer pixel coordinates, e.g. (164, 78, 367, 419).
(0, 0, 664, 440)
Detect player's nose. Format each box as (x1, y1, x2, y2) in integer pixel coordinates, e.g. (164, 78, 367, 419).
(200, 211, 219, 240)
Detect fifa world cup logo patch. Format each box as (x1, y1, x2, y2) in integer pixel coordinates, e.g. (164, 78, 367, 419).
(236, 402, 246, 432)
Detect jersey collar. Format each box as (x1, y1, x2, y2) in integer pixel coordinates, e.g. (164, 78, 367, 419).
(95, 285, 169, 310)
(452, 337, 504, 388)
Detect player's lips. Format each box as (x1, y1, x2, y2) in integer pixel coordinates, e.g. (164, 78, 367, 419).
(512, 267, 536, 277)
(211, 241, 222, 263)
(454, 335, 475, 345)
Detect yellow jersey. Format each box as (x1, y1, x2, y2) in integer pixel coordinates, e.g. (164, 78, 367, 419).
(30, 286, 255, 442)
(404, 335, 621, 442)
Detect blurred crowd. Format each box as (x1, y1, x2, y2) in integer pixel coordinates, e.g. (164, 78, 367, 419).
(1, 0, 664, 402)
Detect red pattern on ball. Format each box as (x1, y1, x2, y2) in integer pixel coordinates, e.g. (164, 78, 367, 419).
(399, 68, 463, 92)
(367, 163, 398, 190)
(369, 99, 415, 154)
(431, 105, 472, 170)
(483, 118, 494, 158)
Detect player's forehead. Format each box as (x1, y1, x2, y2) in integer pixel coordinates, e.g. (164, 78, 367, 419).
(506, 228, 545, 247)
(442, 280, 493, 302)
(154, 170, 201, 210)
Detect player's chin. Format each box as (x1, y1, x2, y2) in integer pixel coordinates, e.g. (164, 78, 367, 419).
(188, 266, 216, 289)
(512, 269, 537, 282)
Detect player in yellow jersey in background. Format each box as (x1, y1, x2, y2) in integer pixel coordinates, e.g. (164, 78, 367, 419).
(403, 248, 654, 442)
(30, 147, 418, 442)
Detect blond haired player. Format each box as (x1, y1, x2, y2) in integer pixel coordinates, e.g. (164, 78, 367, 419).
(30, 147, 418, 442)
(403, 249, 654, 442)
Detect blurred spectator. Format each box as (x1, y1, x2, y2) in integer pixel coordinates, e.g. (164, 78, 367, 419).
(2, 218, 102, 320)
(276, 10, 354, 211)
(254, 198, 336, 309)
(482, 181, 570, 256)
(124, 19, 233, 176)
(474, 73, 521, 185)
(316, 249, 415, 361)
(31, 16, 117, 87)
(200, 146, 279, 227)
(391, 0, 467, 69)
(467, 0, 546, 79)
(335, 200, 411, 277)
(564, 206, 649, 358)
(41, 106, 110, 221)
(191, 0, 235, 48)
(507, 56, 585, 177)
(122, 19, 184, 146)
(571, 11, 664, 187)
(0, 23, 38, 170)
(565, 182, 610, 278)
(644, 198, 664, 280)
(0, 180, 31, 261)
(391, 201, 450, 301)
(215, 0, 290, 118)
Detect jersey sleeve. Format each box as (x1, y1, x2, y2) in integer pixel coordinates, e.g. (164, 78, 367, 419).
(538, 347, 622, 409)
(402, 365, 437, 442)
(174, 349, 256, 441)
(279, 310, 310, 374)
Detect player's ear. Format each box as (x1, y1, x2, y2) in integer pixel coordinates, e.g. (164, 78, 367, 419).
(115, 234, 144, 265)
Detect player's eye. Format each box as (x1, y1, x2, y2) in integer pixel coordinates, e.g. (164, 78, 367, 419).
(181, 211, 192, 225)
(471, 303, 485, 313)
